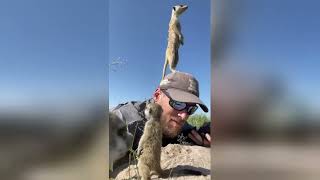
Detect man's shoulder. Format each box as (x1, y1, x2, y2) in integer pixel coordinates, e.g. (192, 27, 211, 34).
(111, 101, 144, 114)
(110, 100, 149, 124)
(111, 101, 137, 110)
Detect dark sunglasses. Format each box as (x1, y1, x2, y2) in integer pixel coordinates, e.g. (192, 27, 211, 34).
(162, 90, 198, 115)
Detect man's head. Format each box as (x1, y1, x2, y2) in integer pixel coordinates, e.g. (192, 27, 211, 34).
(153, 72, 208, 138)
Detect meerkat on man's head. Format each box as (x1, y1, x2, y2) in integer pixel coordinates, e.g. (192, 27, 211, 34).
(109, 112, 133, 171)
(137, 102, 163, 180)
(162, 4, 188, 80)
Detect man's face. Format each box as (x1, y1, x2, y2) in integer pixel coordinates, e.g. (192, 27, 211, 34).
(153, 89, 190, 138)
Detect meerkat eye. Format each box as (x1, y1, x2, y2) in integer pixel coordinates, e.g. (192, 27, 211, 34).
(180, 5, 183, 7)
(118, 127, 127, 136)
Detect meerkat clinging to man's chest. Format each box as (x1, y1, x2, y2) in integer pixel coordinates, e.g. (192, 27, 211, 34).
(162, 4, 188, 80)
(137, 103, 163, 180)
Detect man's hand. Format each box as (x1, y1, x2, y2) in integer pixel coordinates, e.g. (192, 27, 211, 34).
(137, 146, 143, 157)
(188, 130, 211, 147)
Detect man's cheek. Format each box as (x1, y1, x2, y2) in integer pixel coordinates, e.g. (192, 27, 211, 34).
(168, 120, 180, 129)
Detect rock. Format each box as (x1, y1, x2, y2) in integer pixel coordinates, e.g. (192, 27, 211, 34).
(113, 144, 211, 180)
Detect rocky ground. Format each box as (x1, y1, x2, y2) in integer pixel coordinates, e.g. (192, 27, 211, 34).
(113, 144, 211, 180)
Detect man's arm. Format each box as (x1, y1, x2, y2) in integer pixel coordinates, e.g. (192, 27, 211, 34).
(188, 122, 211, 147)
(111, 101, 148, 151)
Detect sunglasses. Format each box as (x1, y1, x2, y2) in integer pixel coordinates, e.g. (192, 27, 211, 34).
(162, 90, 198, 115)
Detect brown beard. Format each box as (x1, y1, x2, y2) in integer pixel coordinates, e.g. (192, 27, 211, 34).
(162, 122, 182, 138)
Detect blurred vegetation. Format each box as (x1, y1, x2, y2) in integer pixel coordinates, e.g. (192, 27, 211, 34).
(187, 114, 210, 129)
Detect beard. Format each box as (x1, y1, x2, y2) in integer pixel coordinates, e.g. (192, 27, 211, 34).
(162, 121, 183, 138)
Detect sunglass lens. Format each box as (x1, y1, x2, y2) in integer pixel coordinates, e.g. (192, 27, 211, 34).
(172, 101, 186, 110)
(187, 106, 198, 115)
(169, 99, 198, 115)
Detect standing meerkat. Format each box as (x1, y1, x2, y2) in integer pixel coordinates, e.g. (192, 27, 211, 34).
(137, 103, 163, 180)
(162, 4, 188, 80)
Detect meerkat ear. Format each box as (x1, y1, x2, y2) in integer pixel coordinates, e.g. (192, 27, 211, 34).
(172, 6, 176, 11)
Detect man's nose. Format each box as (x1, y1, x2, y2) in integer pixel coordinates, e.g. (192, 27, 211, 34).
(177, 111, 189, 120)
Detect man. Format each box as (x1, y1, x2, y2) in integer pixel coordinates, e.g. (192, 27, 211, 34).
(111, 71, 211, 151)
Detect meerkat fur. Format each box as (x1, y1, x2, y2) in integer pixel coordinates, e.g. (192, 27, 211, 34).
(109, 112, 133, 171)
(137, 103, 163, 180)
(162, 4, 188, 80)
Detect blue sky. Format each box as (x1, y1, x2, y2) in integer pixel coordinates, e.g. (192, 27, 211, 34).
(0, 0, 106, 107)
(1, 0, 318, 115)
(109, 1, 211, 114)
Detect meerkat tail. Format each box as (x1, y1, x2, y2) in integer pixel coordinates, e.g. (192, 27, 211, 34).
(162, 58, 168, 80)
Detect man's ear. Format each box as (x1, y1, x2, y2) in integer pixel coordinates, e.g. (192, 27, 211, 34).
(153, 88, 161, 102)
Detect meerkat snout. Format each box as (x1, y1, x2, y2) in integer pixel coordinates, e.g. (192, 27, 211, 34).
(172, 4, 188, 16)
(145, 103, 163, 120)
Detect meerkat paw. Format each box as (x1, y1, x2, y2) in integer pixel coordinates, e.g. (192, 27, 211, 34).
(137, 147, 143, 157)
(138, 163, 151, 180)
(180, 35, 184, 45)
(151, 169, 163, 176)
(172, 70, 180, 74)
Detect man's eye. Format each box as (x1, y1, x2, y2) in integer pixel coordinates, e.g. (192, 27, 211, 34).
(174, 102, 186, 109)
